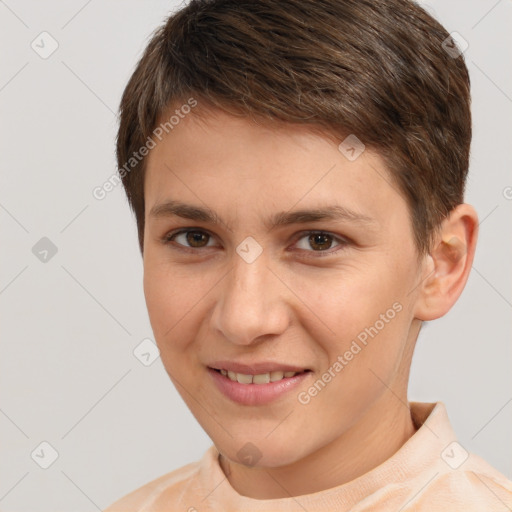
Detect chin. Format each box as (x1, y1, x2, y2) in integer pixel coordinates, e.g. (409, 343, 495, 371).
(216, 434, 312, 469)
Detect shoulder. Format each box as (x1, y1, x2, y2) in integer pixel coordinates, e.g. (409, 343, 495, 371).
(408, 455, 512, 511)
(103, 457, 202, 512)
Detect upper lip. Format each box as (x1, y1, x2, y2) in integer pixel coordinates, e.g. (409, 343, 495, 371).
(208, 361, 309, 374)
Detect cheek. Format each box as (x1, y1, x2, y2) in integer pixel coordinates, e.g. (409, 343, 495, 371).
(143, 261, 198, 347)
(300, 270, 396, 338)
(143, 266, 171, 335)
(300, 269, 410, 375)
(143, 257, 222, 370)
(295, 298, 410, 431)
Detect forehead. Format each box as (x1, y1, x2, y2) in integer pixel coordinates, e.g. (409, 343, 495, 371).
(144, 106, 408, 233)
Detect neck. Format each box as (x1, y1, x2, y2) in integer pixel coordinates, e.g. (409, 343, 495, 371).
(219, 393, 418, 499)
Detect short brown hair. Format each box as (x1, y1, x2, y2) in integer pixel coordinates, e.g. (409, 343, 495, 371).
(116, 0, 471, 255)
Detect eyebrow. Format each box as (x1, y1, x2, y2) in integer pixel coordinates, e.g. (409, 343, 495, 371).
(148, 199, 376, 231)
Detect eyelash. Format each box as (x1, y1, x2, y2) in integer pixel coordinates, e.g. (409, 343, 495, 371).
(161, 229, 351, 258)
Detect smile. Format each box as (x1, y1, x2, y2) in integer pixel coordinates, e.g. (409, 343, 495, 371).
(207, 366, 312, 405)
(214, 368, 306, 384)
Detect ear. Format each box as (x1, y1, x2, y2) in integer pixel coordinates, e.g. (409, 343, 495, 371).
(414, 203, 479, 321)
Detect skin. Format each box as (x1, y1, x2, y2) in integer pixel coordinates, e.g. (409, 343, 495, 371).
(142, 104, 478, 499)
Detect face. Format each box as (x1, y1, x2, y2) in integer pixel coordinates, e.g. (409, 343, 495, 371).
(143, 105, 425, 468)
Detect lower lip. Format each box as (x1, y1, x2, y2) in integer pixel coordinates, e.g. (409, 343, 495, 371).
(208, 368, 311, 406)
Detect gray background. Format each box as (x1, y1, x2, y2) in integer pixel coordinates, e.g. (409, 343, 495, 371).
(1, 0, 511, 510)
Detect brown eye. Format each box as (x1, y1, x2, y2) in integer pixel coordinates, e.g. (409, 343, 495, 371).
(293, 230, 350, 257)
(295, 232, 339, 252)
(308, 233, 334, 251)
(185, 231, 210, 248)
(165, 230, 214, 249)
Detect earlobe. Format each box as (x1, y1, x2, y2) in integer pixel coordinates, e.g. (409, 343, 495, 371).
(414, 204, 478, 321)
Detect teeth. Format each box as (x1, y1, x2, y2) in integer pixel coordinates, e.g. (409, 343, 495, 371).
(221, 370, 301, 384)
(270, 371, 284, 382)
(253, 373, 270, 384)
(236, 373, 253, 384)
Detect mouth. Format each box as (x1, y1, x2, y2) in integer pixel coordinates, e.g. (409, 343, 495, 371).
(210, 367, 309, 384)
(207, 363, 312, 405)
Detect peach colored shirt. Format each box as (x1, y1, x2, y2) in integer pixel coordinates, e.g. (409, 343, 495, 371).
(105, 402, 512, 511)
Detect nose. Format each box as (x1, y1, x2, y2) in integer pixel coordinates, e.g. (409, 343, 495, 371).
(211, 251, 290, 346)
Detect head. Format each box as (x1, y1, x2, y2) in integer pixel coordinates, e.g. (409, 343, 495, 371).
(116, 0, 478, 468)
